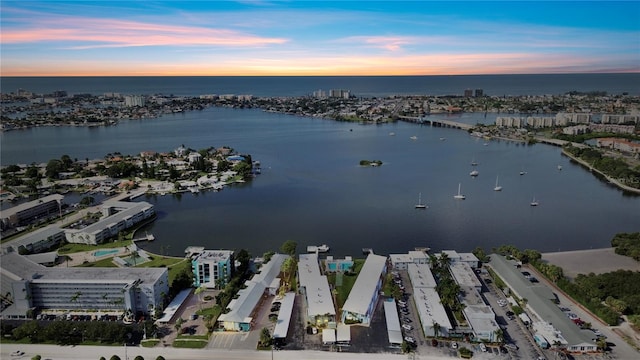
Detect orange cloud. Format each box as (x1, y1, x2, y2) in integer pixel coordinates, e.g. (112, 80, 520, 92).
(2, 52, 637, 76)
(1, 17, 288, 48)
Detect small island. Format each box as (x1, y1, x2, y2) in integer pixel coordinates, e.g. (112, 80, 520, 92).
(359, 159, 383, 167)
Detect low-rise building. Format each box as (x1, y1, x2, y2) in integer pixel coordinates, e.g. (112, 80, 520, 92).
(324, 255, 353, 272)
(1, 194, 64, 230)
(217, 253, 287, 331)
(1, 226, 66, 255)
(65, 201, 154, 245)
(407, 263, 452, 338)
(389, 250, 429, 270)
(341, 253, 387, 325)
(298, 253, 336, 327)
(488, 254, 597, 353)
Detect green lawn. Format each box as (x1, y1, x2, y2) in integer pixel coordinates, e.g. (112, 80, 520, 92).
(327, 258, 365, 311)
(58, 240, 132, 254)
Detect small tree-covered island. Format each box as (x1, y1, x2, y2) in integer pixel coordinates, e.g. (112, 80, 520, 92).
(359, 159, 383, 167)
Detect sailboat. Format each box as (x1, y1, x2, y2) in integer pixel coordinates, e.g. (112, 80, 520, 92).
(415, 193, 427, 209)
(470, 169, 479, 177)
(471, 157, 478, 166)
(494, 176, 502, 191)
(530, 197, 539, 206)
(454, 183, 466, 200)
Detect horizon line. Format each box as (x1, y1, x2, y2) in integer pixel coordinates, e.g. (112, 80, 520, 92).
(3, 71, 639, 78)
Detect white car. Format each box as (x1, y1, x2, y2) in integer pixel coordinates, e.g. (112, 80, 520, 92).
(402, 324, 413, 331)
(451, 342, 458, 349)
(11, 350, 25, 356)
(497, 299, 507, 307)
(404, 336, 415, 343)
(480, 343, 487, 352)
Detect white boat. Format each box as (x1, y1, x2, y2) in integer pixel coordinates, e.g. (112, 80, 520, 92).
(415, 192, 427, 209)
(471, 158, 478, 166)
(389, 132, 396, 136)
(454, 183, 466, 200)
(410, 136, 417, 140)
(519, 170, 526, 176)
(307, 244, 330, 253)
(557, 165, 563, 170)
(439, 137, 446, 141)
(494, 176, 502, 191)
(470, 170, 479, 177)
(530, 197, 539, 206)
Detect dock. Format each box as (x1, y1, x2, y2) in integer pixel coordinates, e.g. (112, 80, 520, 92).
(362, 248, 374, 255)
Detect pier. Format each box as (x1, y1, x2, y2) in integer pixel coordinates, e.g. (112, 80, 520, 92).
(397, 116, 473, 131)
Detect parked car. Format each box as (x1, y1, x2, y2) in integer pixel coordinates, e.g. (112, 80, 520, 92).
(497, 299, 508, 307)
(451, 342, 458, 349)
(11, 350, 25, 356)
(480, 343, 487, 352)
(402, 324, 413, 331)
(404, 336, 415, 344)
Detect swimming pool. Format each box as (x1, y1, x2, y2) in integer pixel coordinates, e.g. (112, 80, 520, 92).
(93, 249, 119, 257)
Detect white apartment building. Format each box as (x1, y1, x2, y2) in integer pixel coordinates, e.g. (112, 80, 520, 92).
(65, 201, 155, 245)
(1, 252, 168, 319)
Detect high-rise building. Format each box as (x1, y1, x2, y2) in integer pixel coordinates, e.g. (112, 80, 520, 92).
(474, 89, 484, 97)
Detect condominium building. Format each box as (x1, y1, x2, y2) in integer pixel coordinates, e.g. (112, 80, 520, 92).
(1, 194, 64, 230)
(341, 253, 387, 325)
(389, 250, 429, 270)
(191, 250, 234, 289)
(65, 201, 154, 245)
(298, 253, 336, 327)
(124, 95, 146, 107)
(407, 263, 452, 337)
(1, 252, 168, 319)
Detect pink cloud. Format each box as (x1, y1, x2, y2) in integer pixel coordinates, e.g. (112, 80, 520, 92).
(1, 17, 288, 48)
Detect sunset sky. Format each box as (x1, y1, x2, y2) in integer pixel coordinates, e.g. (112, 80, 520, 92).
(1, 1, 638, 76)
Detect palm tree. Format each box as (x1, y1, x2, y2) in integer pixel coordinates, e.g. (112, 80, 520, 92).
(194, 285, 206, 310)
(494, 328, 505, 344)
(432, 321, 441, 338)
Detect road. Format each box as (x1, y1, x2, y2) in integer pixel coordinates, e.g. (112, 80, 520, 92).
(1, 344, 445, 360)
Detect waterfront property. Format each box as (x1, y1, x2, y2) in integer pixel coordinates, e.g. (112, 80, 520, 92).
(190, 249, 234, 289)
(389, 250, 430, 270)
(0, 252, 168, 319)
(0, 194, 64, 230)
(341, 253, 387, 325)
(488, 254, 597, 353)
(441, 250, 480, 269)
(449, 263, 500, 342)
(64, 201, 154, 245)
(217, 253, 287, 331)
(298, 253, 336, 327)
(407, 263, 452, 337)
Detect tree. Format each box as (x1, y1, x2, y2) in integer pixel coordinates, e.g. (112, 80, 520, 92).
(45, 159, 64, 179)
(109, 356, 121, 360)
(281, 257, 295, 290)
(280, 240, 297, 257)
(494, 328, 505, 344)
(235, 249, 251, 275)
(174, 318, 185, 333)
(432, 321, 441, 338)
(60, 154, 73, 169)
(134, 356, 144, 360)
(259, 327, 272, 347)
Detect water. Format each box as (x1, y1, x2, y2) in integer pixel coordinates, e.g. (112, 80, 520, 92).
(1, 76, 639, 258)
(2, 74, 639, 98)
(93, 249, 119, 257)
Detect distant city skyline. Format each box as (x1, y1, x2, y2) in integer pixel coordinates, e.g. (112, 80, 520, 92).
(1, 1, 638, 76)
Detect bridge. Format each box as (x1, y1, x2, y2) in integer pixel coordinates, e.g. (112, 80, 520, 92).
(397, 116, 473, 131)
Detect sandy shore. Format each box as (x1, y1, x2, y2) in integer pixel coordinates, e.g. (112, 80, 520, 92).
(542, 247, 640, 279)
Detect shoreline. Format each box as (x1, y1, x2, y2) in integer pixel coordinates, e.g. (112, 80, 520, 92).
(561, 148, 640, 194)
